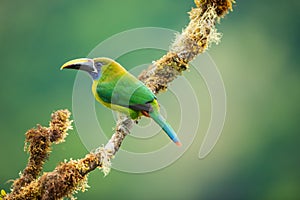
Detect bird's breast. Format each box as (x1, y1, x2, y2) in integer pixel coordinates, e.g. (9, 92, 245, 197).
(92, 81, 111, 108)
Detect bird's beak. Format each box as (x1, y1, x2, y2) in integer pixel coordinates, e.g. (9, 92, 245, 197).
(60, 58, 96, 73)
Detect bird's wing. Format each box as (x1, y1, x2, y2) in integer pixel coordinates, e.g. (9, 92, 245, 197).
(97, 73, 156, 112)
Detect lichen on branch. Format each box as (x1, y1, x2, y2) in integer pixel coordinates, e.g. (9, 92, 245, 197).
(139, 0, 234, 93)
(9, 110, 72, 197)
(4, 111, 132, 200)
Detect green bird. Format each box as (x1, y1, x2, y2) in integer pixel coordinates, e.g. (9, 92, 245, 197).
(61, 57, 181, 146)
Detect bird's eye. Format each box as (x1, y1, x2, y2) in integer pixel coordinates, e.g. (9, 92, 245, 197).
(96, 62, 103, 67)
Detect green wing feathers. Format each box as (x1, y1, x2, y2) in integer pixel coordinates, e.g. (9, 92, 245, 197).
(96, 72, 156, 112)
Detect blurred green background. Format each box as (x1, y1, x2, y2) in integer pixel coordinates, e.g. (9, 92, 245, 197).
(1, 0, 299, 199)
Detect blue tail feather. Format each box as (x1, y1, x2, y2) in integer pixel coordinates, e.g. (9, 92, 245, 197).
(149, 112, 181, 146)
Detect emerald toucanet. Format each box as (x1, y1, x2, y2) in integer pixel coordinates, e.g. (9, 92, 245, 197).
(61, 57, 181, 146)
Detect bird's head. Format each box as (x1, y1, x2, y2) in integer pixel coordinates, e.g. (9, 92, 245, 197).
(60, 57, 114, 80)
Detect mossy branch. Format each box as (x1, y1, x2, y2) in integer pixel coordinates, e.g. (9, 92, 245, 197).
(3, 0, 233, 199)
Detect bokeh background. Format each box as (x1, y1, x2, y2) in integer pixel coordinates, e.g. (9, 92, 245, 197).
(1, 0, 299, 199)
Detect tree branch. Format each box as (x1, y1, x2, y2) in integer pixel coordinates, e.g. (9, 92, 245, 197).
(3, 0, 234, 199)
